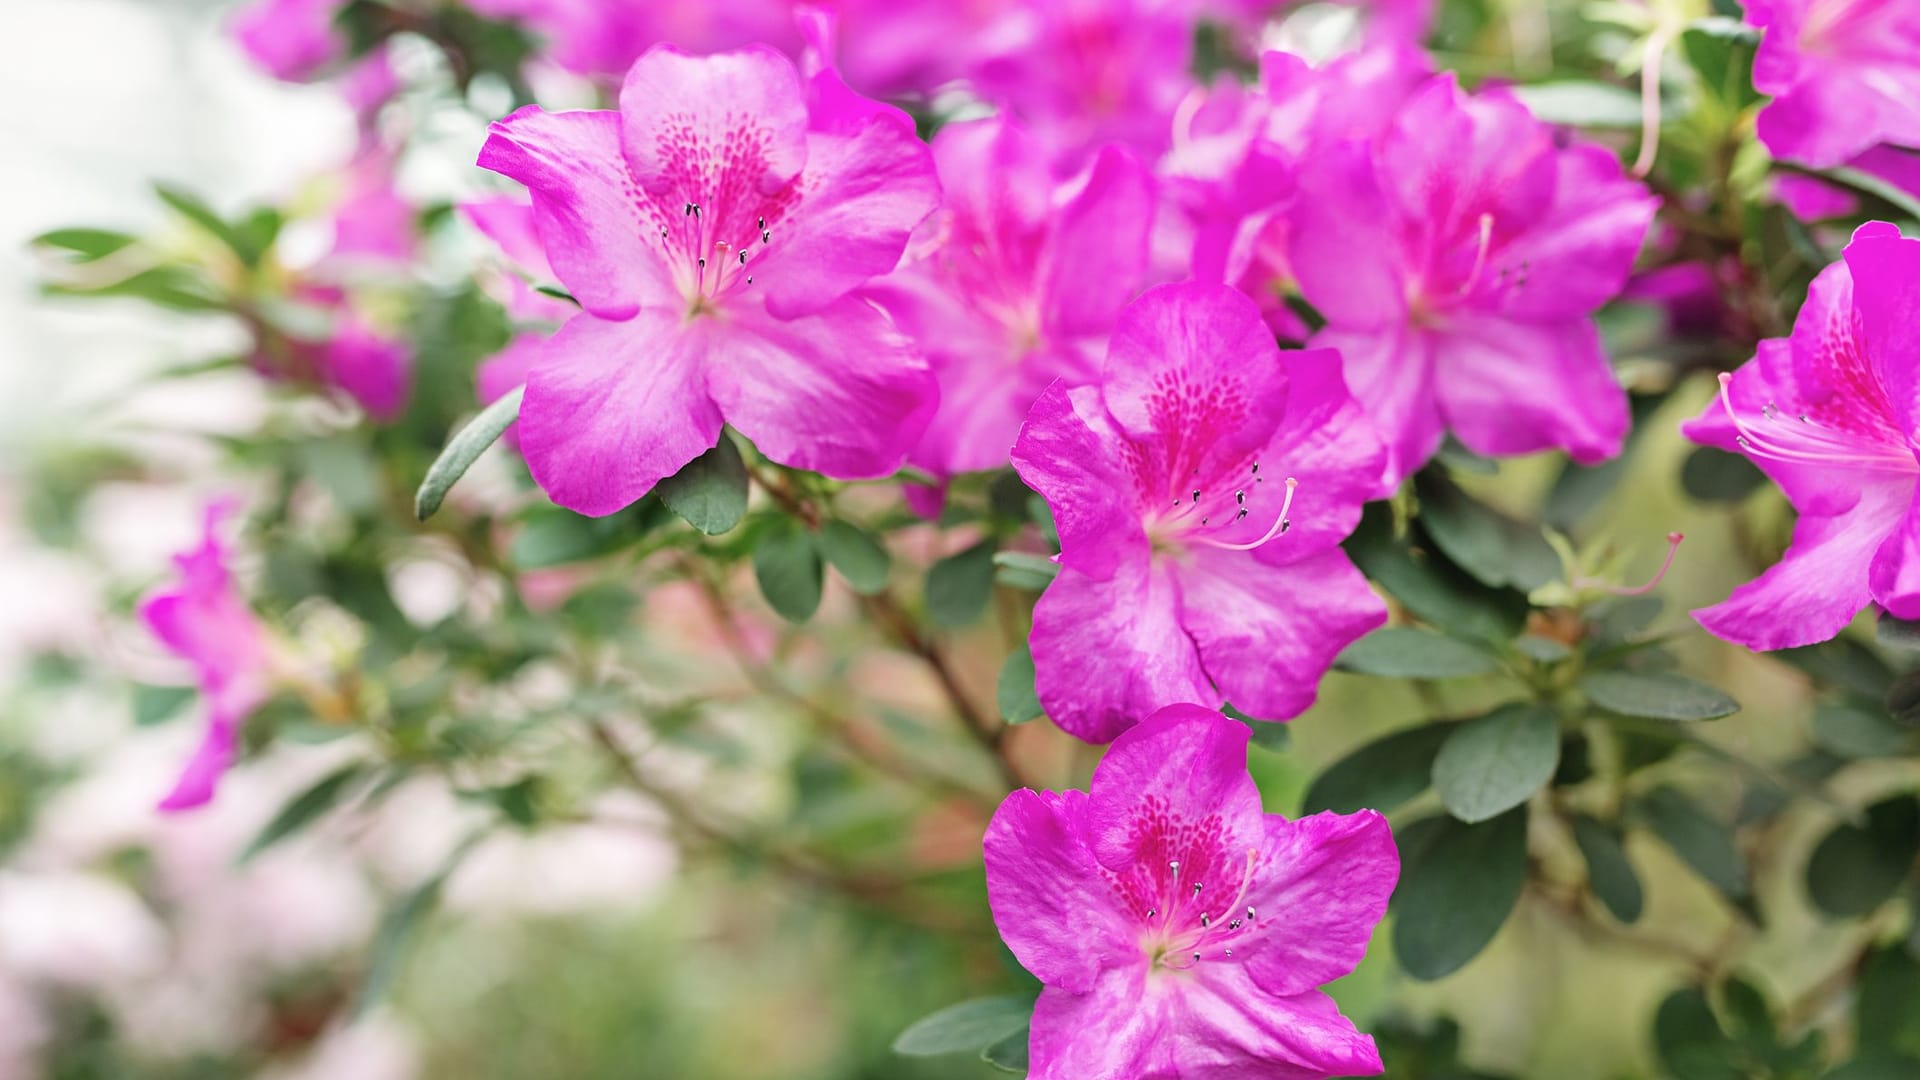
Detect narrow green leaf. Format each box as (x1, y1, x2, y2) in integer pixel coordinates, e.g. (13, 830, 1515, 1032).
(818, 520, 891, 595)
(33, 227, 138, 262)
(1337, 627, 1499, 679)
(414, 385, 523, 521)
(154, 182, 261, 263)
(993, 550, 1059, 591)
(1226, 704, 1293, 753)
(1432, 704, 1560, 824)
(1345, 505, 1527, 644)
(1811, 163, 1920, 222)
(1391, 808, 1529, 980)
(1806, 797, 1920, 918)
(1811, 702, 1909, 759)
(355, 844, 468, 1018)
(241, 762, 370, 864)
(996, 645, 1044, 725)
(981, 1028, 1030, 1073)
(1514, 634, 1572, 663)
(1777, 637, 1895, 699)
(926, 540, 997, 629)
(892, 996, 1032, 1056)
(1581, 671, 1739, 721)
(1638, 787, 1748, 901)
(1301, 722, 1458, 815)
(656, 438, 748, 535)
(753, 524, 824, 623)
(1415, 472, 1561, 591)
(1570, 814, 1644, 923)
(133, 683, 196, 727)
(1878, 612, 1920, 651)
(1511, 80, 1645, 128)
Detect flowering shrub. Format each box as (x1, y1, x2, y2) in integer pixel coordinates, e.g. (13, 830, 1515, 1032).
(13, 0, 1920, 1076)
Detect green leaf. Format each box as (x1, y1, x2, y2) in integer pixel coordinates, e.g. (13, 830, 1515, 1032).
(656, 438, 748, 535)
(1514, 634, 1572, 664)
(1887, 670, 1920, 728)
(154, 182, 255, 258)
(1879, 613, 1920, 651)
(1570, 814, 1644, 923)
(133, 683, 196, 727)
(1857, 945, 1920, 1055)
(1681, 19, 1761, 109)
(1392, 808, 1529, 980)
(1829, 1054, 1920, 1080)
(892, 996, 1033, 1056)
(1581, 671, 1739, 721)
(1226, 704, 1292, 753)
(509, 507, 622, 569)
(355, 851, 463, 1019)
(996, 645, 1045, 725)
(32, 227, 138, 262)
(1432, 704, 1560, 824)
(1511, 80, 1644, 128)
(1414, 472, 1561, 592)
(1344, 505, 1527, 644)
(295, 437, 381, 517)
(981, 1027, 1030, 1073)
(1654, 988, 1742, 1080)
(1337, 626, 1500, 679)
(1811, 702, 1910, 759)
(753, 524, 824, 624)
(1806, 796, 1920, 918)
(414, 385, 522, 521)
(1680, 446, 1766, 504)
(1809, 163, 1920, 222)
(817, 520, 891, 595)
(1778, 637, 1894, 699)
(993, 550, 1059, 591)
(1302, 722, 1458, 815)
(926, 540, 997, 629)
(45, 266, 224, 311)
(241, 762, 370, 864)
(1638, 787, 1748, 901)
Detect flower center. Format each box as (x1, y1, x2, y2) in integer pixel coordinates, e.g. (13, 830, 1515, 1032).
(1147, 464, 1299, 557)
(657, 202, 785, 313)
(1715, 373, 1919, 474)
(1141, 850, 1263, 973)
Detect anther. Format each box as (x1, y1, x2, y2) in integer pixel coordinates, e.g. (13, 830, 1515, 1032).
(1191, 489, 1200, 503)
(1225, 949, 1233, 958)
(1246, 906, 1256, 919)
(1201, 913, 1211, 927)
(1229, 919, 1242, 930)
(1193, 883, 1203, 896)
(1236, 491, 1245, 504)
(757, 217, 765, 229)
(739, 251, 748, 265)
(1192, 952, 1201, 963)
(698, 257, 706, 269)
(762, 230, 771, 243)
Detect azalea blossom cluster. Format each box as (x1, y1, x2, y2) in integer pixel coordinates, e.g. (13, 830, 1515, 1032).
(27, 0, 1920, 1075)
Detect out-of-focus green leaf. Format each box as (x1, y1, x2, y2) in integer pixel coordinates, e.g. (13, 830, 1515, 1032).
(818, 520, 891, 595)
(1301, 722, 1459, 815)
(656, 438, 748, 536)
(1415, 472, 1561, 592)
(995, 645, 1044, 725)
(1344, 505, 1528, 644)
(992, 550, 1059, 591)
(1433, 704, 1560, 824)
(1511, 80, 1644, 127)
(1637, 787, 1748, 901)
(1581, 671, 1739, 721)
(1811, 702, 1910, 758)
(753, 523, 824, 624)
(1653, 988, 1742, 1080)
(241, 762, 371, 864)
(414, 385, 522, 520)
(1337, 627, 1500, 679)
(981, 1027, 1030, 1073)
(1806, 796, 1920, 918)
(926, 540, 997, 629)
(133, 683, 196, 727)
(892, 996, 1033, 1056)
(1570, 814, 1644, 923)
(32, 227, 138, 262)
(1392, 809, 1528, 981)
(1680, 446, 1766, 504)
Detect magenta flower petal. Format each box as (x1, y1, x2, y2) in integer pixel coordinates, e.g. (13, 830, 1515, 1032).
(231, 0, 340, 81)
(1749, 0, 1920, 167)
(1011, 382, 1148, 581)
(705, 299, 936, 479)
(156, 719, 239, 814)
(1176, 547, 1386, 722)
(1085, 703, 1265, 868)
(478, 106, 677, 320)
(617, 45, 808, 200)
(1694, 488, 1899, 650)
(1431, 317, 1628, 464)
(1239, 811, 1398, 997)
(1178, 973, 1383, 1079)
(1028, 971, 1171, 1079)
(1046, 145, 1155, 335)
(983, 788, 1135, 994)
(325, 317, 412, 422)
(1029, 560, 1213, 744)
(519, 312, 724, 518)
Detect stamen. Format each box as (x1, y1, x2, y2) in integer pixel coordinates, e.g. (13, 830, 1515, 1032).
(1195, 477, 1299, 552)
(1457, 212, 1495, 297)
(1606, 532, 1683, 597)
(1714, 374, 1914, 470)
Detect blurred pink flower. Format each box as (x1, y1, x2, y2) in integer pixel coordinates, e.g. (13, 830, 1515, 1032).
(1683, 222, 1920, 650)
(231, 0, 342, 82)
(867, 117, 1154, 481)
(1748, 0, 1920, 168)
(1010, 283, 1386, 742)
(983, 703, 1397, 1079)
(477, 45, 940, 515)
(1289, 73, 1657, 482)
(139, 501, 271, 812)
(1773, 144, 1920, 221)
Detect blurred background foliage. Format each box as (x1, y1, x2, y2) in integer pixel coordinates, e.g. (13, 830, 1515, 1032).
(6, 0, 1920, 1078)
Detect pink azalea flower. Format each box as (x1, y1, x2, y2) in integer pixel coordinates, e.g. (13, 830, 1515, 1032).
(867, 117, 1154, 481)
(1288, 73, 1658, 483)
(139, 501, 272, 812)
(1010, 282, 1388, 742)
(1773, 144, 1920, 221)
(1682, 222, 1920, 651)
(477, 45, 941, 516)
(231, 0, 342, 82)
(462, 195, 577, 324)
(471, 0, 799, 79)
(1748, 0, 1920, 168)
(983, 703, 1398, 1079)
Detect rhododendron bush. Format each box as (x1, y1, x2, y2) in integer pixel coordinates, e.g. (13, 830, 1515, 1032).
(10, 0, 1920, 1075)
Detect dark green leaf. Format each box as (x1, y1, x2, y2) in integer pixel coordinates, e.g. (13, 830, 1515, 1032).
(1514, 634, 1572, 663)
(1778, 637, 1894, 699)
(1544, 455, 1628, 530)
(753, 524, 824, 624)
(1570, 814, 1644, 923)
(1879, 613, 1920, 651)
(1301, 722, 1459, 815)
(1857, 946, 1920, 1055)
(509, 508, 621, 570)
(1682, 19, 1761, 109)
(1226, 704, 1293, 753)
(817, 520, 891, 595)
(1887, 671, 1920, 728)
(1638, 787, 1748, 901)
(981, 1027, 1030, 1073)
(1392, 808, 1529, 980)
(1336, 627, 1500, 679)
(1581, 671, 1739, 721)
(241, 763, 370, 864)
(414, 385, 522, 520)
(32, 227, 138, 262)
(996, 645, 1044, 725)
(133, 683, 196, 727)
(1415, 472, 1561, 591)
(656, 438, 748, 535)
(1806, 797, 1920, 918)
(1811, 702, 1909, 759)
(926, 541, 997, 629)
(1344, 505, 1527, 644)
(892, 996, 1033, 1056)
(1680, 446, 1766, 504)
(1435, 436, 1497, 475)
(1807, 163, 1920, 223)
(1654, 988, 1741, 1080)
(993, 550, 1059, 591)
(1432, 704, 1560, 823)
(1829, 1053, 1920, 1080)
(154, 182, 258, 261)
